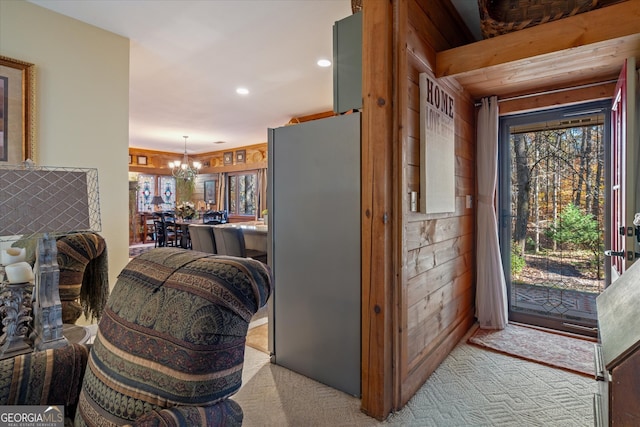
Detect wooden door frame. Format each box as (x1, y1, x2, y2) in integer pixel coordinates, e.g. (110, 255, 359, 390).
(360, 0, 397, 420)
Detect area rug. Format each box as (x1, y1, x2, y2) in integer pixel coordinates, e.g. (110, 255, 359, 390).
(468, 323, 595, 377)
(246, 323, 268, 354)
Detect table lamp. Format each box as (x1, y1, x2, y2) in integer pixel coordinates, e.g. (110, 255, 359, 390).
(151, 195, 164, 211)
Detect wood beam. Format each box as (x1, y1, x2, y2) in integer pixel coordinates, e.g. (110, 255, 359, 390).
(436, 0, 640, 78)
(498, 81, 617, 115)
(360, 0, 395, 420)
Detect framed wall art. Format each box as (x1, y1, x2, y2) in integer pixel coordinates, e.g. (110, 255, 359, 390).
(137, 155, 147, 165)
(204, 179, 217, 204)
(235, 149, 246, 164)
(0, 56, 35, 164)
(223, 152, 233, 165)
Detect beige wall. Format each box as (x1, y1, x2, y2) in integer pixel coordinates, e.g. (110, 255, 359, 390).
(0, 0, 130, 314)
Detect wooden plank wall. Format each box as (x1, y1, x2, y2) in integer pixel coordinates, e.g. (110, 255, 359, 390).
(397, 0, 476, 407)
(389, 0, 620, 413)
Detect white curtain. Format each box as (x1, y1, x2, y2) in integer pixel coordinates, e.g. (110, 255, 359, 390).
(476, 96, 508, 329)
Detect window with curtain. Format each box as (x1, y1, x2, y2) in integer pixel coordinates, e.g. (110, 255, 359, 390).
(227, 171, 257, 216)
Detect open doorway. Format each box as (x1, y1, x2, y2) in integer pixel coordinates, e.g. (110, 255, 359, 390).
(498, 100, 611, 337)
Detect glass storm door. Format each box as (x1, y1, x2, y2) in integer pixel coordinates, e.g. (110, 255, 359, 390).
(499, 101, 610, 336)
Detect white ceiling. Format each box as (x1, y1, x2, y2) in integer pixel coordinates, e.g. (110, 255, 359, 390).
(28, 0, 479, 154)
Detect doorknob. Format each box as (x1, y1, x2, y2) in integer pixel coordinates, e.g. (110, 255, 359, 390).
(604, 250, 640, 260)
(604, 250, 625, 257)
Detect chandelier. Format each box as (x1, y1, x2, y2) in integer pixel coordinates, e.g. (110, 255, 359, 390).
(169, 136, 201, 181)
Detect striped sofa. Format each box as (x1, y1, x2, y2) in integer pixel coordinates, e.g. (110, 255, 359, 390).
(0, 248, 272, 426)
(0, 343, 90, 422)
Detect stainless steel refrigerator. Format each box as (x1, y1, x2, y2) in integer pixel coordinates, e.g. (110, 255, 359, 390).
(267, 112, 360, 397)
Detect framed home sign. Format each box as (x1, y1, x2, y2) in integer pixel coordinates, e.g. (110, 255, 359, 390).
(0, 56, 35, 164)
(419, 72, 455, 214)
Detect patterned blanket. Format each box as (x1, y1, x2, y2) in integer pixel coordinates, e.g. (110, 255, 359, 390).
(57, 232, 108, 322)
(13, 232, 109, 323)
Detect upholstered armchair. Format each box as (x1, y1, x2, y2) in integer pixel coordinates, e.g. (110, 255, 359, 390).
(0, 248, 272, 426)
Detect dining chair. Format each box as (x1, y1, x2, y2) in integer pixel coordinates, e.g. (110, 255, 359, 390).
(153, 219, 177, 247)
(183, 225, 192, 249)
(213, 227, 267, 263)
(189, 224, 217, 254)
(161, 212, 182, 247)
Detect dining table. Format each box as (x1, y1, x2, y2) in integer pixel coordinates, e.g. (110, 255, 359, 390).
(173, 219, 199, 249)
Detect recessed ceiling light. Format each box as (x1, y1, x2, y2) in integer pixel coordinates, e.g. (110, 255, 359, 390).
(317, 59, 331, 67)
(236, 87, 249, 95)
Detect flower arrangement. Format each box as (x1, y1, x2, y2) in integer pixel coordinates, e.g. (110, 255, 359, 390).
(177, 202, 197, 220)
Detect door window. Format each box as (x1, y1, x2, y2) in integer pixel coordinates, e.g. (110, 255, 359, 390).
(499, 101, 610, 335)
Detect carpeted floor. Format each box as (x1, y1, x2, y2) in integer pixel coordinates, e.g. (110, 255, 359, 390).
(237, 325, 596, 426)
(468, 322, 596, 377)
